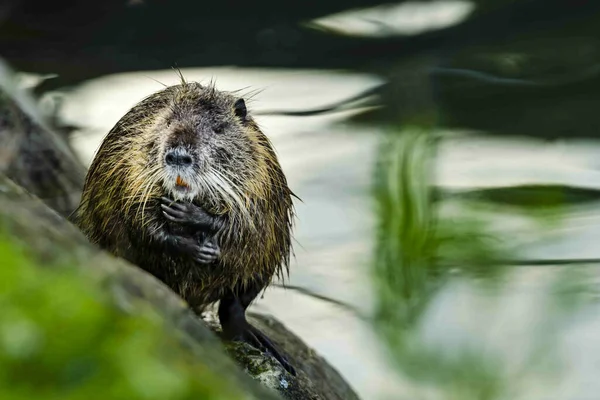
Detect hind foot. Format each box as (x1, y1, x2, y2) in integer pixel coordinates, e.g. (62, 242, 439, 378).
(224, 319, 296, 376)
(219, 290, 296, 376)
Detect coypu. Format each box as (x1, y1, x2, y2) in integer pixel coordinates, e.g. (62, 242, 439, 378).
(73, 78, 296, 374)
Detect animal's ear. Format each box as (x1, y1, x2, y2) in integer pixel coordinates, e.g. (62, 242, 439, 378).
(234, 98, 247, 120)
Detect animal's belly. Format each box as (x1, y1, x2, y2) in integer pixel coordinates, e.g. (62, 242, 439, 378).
(125, 245, 273, 310)
(146, 254, 242, 307)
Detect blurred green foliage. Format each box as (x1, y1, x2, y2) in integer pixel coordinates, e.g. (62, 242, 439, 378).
(459, 185, 600, 209)
(371, 128, 512, 400)
(372, 128, 507, 322)
(370, 128, 600, 400)
(0, 233, 246, 400)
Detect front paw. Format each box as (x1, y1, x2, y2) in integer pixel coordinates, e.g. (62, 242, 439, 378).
(196, 237, 221, 264)
(175, 236, 219, 265)
(161, 197, 212, 230)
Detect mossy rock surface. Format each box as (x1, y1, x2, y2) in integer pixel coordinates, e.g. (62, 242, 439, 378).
(203, 308, 361, 400)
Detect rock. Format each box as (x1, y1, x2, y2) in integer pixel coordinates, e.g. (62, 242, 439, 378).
(249, 313, 361, 400)
(0, 173, 280, 399)
(203, 309, 360, 400)
(0, 57, 86, 219)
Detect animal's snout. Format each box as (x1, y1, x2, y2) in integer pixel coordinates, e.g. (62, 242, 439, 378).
(165, 148, 193, 167)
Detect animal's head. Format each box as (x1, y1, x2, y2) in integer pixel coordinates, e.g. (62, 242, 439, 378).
(145, 82, 274, 210)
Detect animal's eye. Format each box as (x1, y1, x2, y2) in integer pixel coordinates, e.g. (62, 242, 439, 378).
(234, 98, 247, 120)
(214, 123, 226, 134)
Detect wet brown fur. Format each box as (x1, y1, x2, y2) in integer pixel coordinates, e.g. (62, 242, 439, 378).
(74, 80, 295, 310)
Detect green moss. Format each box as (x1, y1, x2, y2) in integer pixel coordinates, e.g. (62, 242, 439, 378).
(0, 234, 247, 400)
(224, 343, 272, 378)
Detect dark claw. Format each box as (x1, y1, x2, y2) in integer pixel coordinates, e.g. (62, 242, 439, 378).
(196, 256, 214, 264)
(249, 324, 296, 376)
(228, 324, 296, 376)
(200, 244, 220, 255)
(162, 209, 186, 224)
(161, 196, 177, 205)
(161, 203, 185, 216)
(160, 197, 214, 231)
(161, 197, 187, 211)
(196, 246, 219, 264)
(161, 206, 187, 221)
(189, 237, 220, 264)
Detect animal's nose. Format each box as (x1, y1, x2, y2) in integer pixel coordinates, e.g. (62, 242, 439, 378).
(165, 148, 193, 167)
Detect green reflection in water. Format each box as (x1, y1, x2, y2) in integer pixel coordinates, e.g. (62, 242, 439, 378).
(371, 126, 600, 400)
(371, 127, 513, 399)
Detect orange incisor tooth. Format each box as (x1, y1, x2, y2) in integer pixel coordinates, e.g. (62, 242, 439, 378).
(176, 176, 189, 187)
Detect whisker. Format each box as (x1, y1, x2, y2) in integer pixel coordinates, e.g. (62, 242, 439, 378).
(208, 168, 246, 212)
